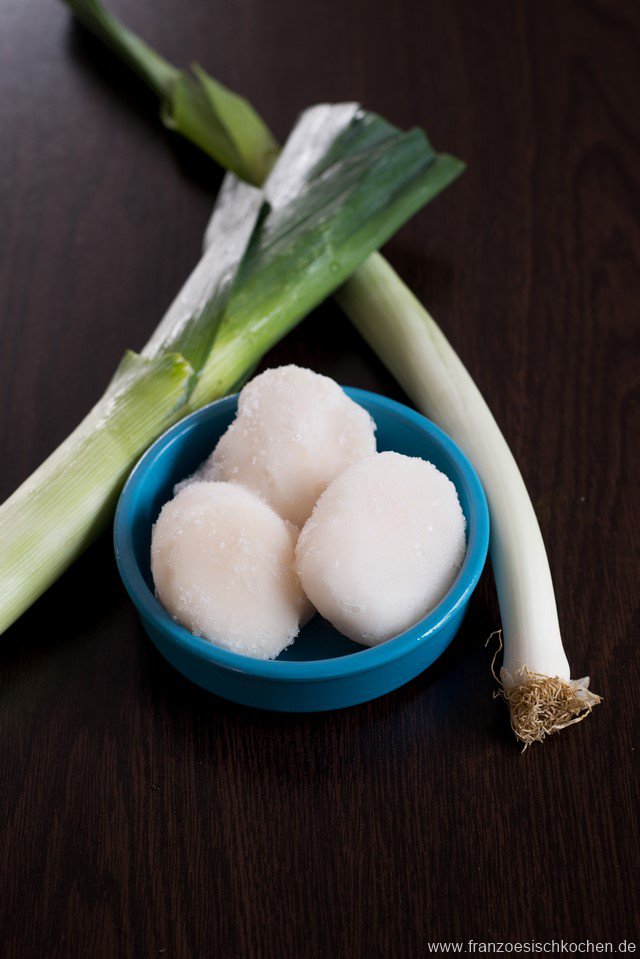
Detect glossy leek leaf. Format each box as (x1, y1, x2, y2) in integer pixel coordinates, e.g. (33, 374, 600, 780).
(192, 104, 465, 404)
(141, 176, 266, 375)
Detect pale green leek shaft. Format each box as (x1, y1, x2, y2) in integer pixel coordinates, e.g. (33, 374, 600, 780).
(0, 353, 193, 632)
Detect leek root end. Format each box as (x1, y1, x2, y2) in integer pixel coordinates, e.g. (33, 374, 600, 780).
(499, 668, 601, 750)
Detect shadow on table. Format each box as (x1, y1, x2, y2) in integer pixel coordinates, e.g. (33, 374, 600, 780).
(137, 562, 512, 757)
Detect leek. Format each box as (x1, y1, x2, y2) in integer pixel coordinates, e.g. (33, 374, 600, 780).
(60, 0, 599, 746)
(0, 101, 459, 633)
(336, 256, 601, 746)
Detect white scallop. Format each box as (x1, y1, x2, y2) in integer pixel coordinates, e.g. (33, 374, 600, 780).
(199, 365, 376, 527)
(295, 451, 467, 646)
(151, 481, 311, 659)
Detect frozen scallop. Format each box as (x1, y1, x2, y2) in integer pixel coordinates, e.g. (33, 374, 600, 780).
(295, 451, 467, 646)
(151, 481, 311, 659)
(198, 365, 376, 527)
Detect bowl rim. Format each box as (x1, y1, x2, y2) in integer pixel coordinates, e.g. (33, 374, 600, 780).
(114, 387, 489, 683)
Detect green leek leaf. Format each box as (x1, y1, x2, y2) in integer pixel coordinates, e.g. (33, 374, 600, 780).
(165, 66, 279, 186)
(191, 105, 465, 405)
(141, 176, 266, 375)
(63, 0, 279, 184)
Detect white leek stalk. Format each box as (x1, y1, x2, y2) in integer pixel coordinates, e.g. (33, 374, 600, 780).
(337, 253, 600, 746)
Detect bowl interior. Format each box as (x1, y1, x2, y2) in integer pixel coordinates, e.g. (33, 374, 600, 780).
(122, 389, 483, 663)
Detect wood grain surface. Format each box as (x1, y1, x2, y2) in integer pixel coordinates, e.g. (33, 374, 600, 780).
(1, 1, 638, 956)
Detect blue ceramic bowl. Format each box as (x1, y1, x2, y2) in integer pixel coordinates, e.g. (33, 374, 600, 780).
(114, 388, 489, 711)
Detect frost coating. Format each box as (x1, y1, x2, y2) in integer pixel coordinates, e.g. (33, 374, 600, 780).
(151, 481, 311, 659)
(295, 451, 466, 645)
(197, 365, 377, 527)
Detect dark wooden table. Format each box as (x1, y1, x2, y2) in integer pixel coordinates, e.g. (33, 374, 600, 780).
(1, 1, 638, 956)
